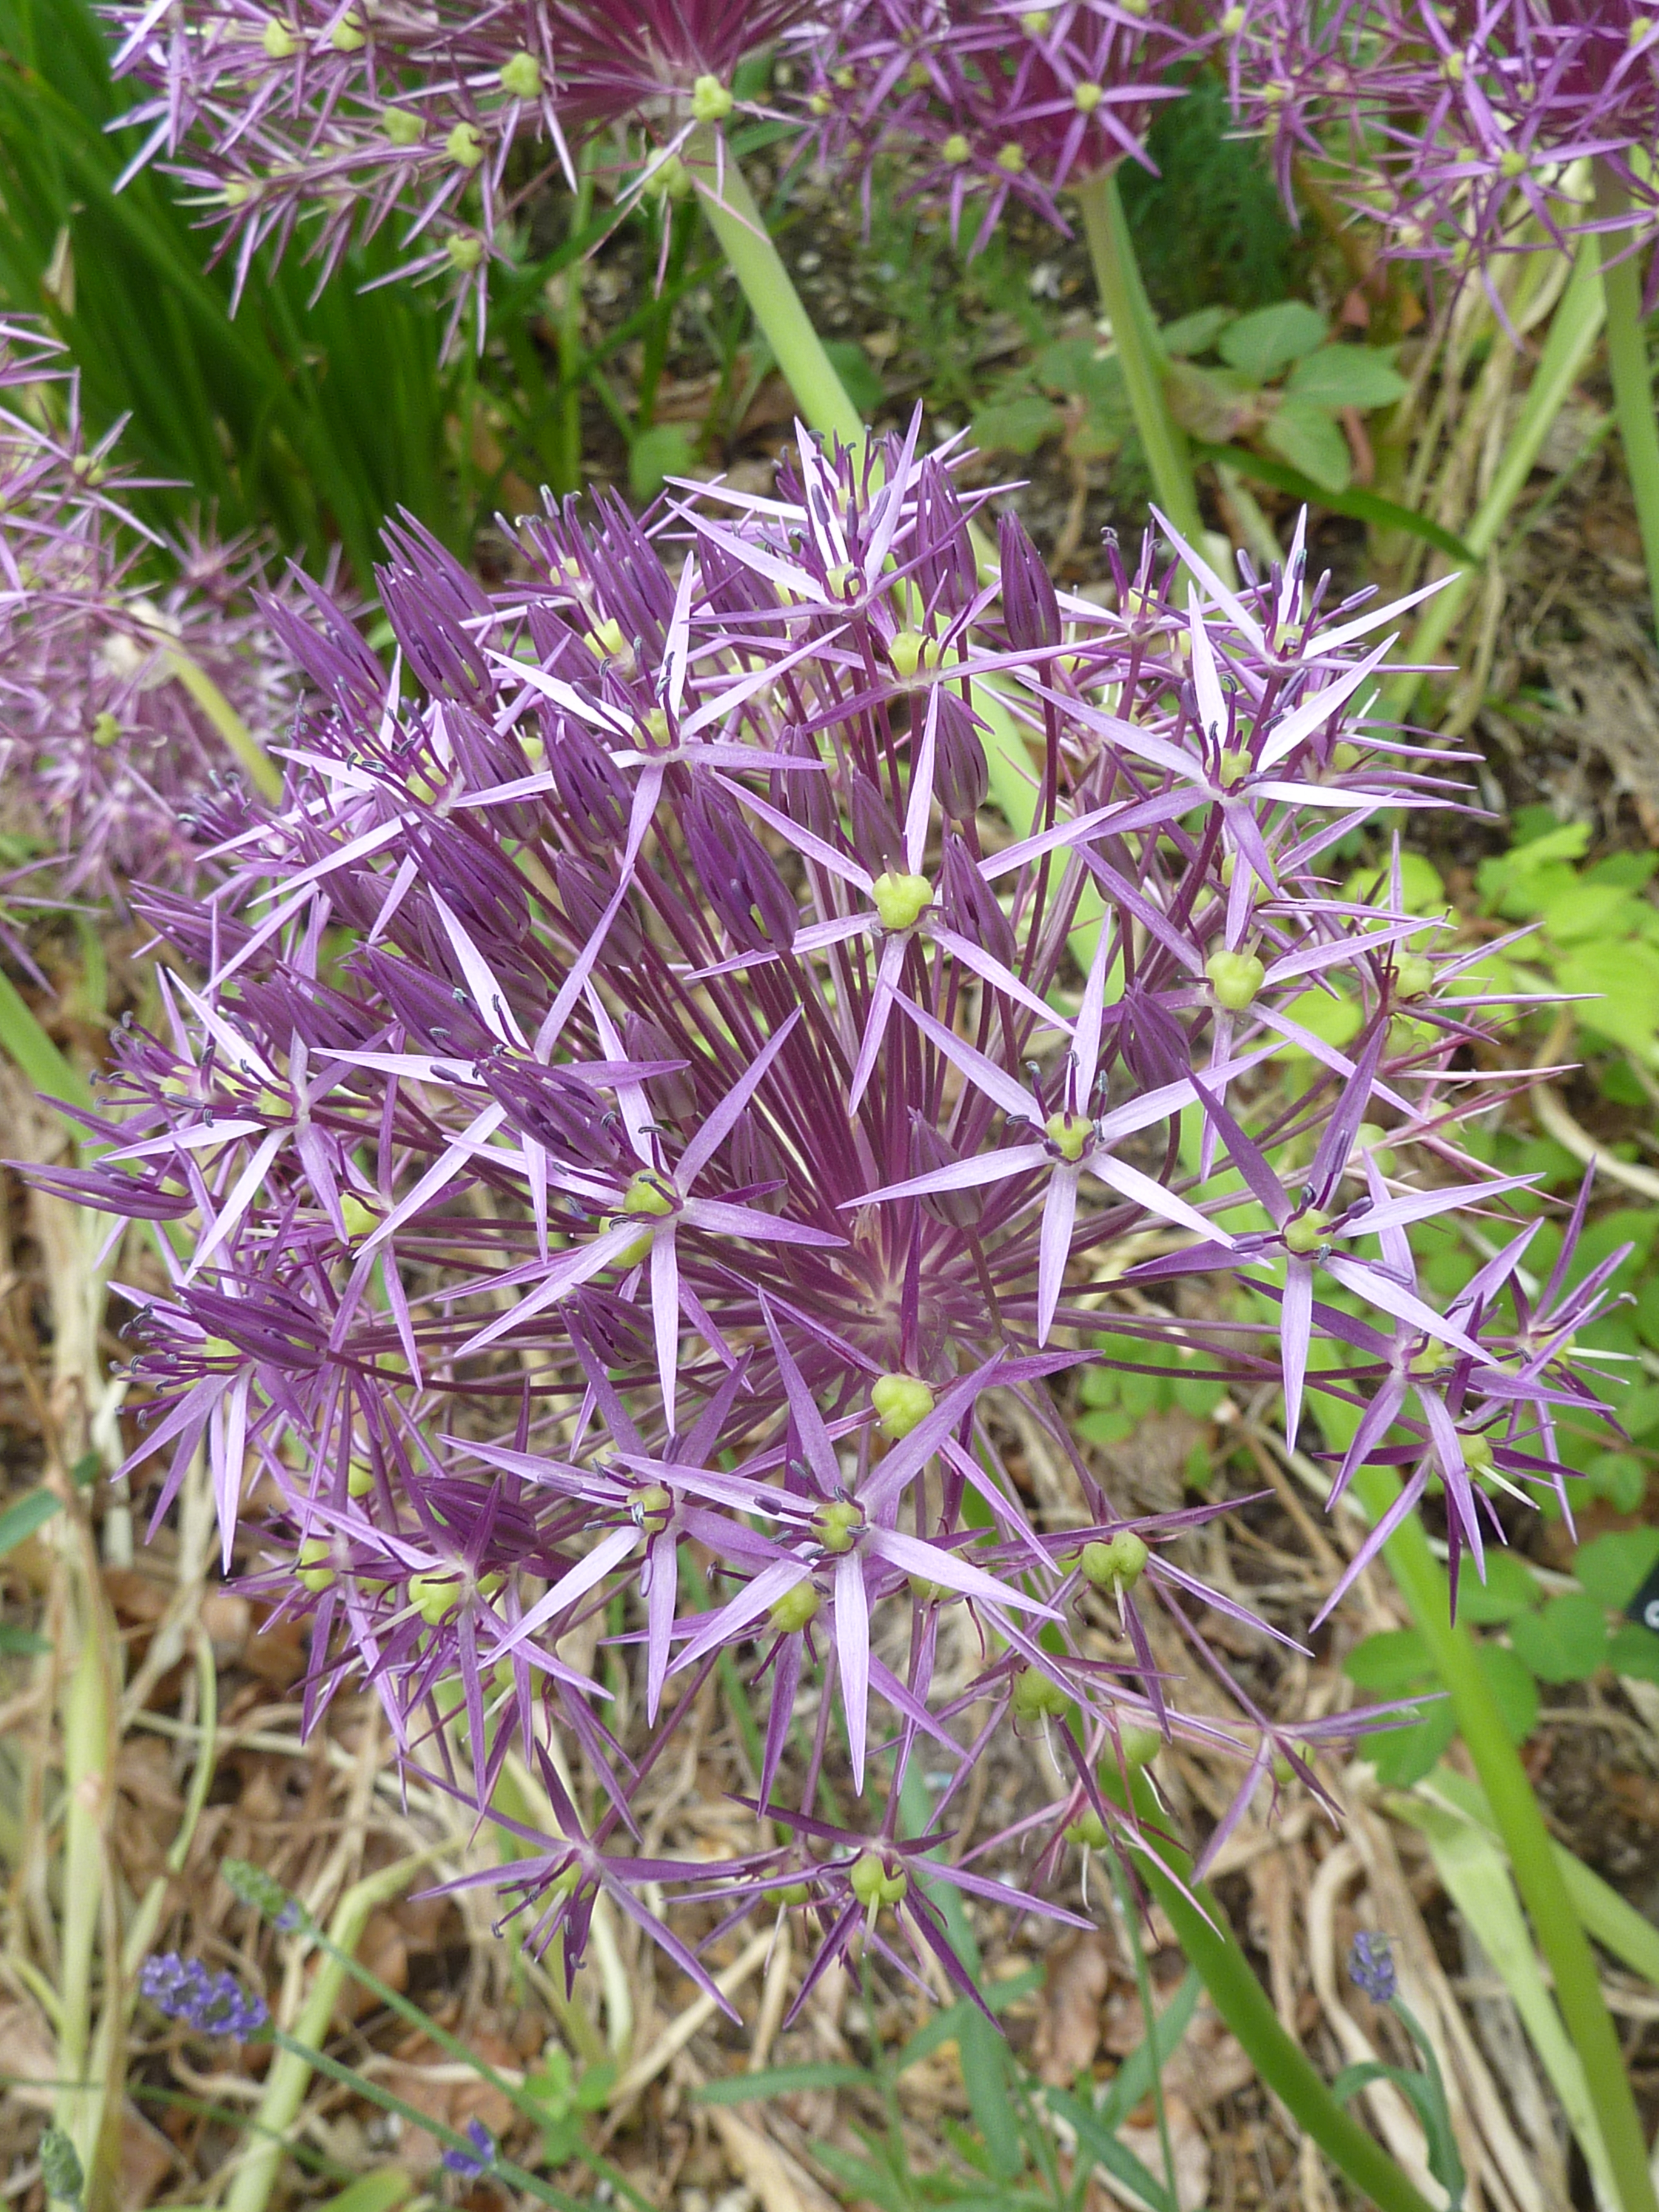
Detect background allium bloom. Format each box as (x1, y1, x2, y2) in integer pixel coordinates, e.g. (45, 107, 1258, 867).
(1227, 0, 1659, 290)
(800, 0, 1204, 246)
(109, 0, 817, 340)
(52, 425, 1613, 2002)
(0, 321, 297, 910)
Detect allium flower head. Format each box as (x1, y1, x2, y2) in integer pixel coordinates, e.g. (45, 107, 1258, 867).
(138, 1953, 270, 2039)
(48, 421, 1615, 2008)
(0, 320, 297, 914)
(1227, 0, 1659, 293)
(109, 0, 818, 342)
(800, 0, 1205, 246)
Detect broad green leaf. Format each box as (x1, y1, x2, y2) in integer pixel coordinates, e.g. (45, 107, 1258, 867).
(1576, 1528, 1659, 1611)
(1343, 1628, 1432, 1691)
(1161, 306, 1236, 357)
(971, 395, 1064, 455)
(0, 1489, 62, 1558)
(1540, 882, 1638, 944)
(1366, 1700, 1456, 1787)
(1557, 940, 1659, 1062)
(628, 423, 698, 502)
(1167, 360, 1259, 440)
(1262, 398, 1351, 492)
(1343, 850, 1445, 914)
(1507, 1592, 1609, 1684)
(1507, 822, 1594, 873)
(1608, 1624, 1659, 1686)
(1218, 299, 1328, 380)
(1047, 2089, 1176, 2212)
(1457, 1549, 1539, 1623)
(1478, 1641, 1541, 1741)
(1035, 336, 1119, 402)
(1284, 344, 1409, 411)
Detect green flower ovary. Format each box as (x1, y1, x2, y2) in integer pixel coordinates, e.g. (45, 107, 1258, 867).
(871, 1372, 935, 1440)
(631, 1483, 674, 1532)
(1205, 948, 1266, 1011)
(446, 121, 484, 168)
(871, 872, 934, 931)
(814, 1499, 863, 1555)
(297, 1537, 335, 1594)
(690, 73, 733, 121)
(499, 50, 541, 98)
(1394, 954, 1434, 999)
(886, 629, 940, 680)
(1045, 1109, 1091, 1163)
(1282, 1208, 1330, 1255)
(622, 1170, 675, 1218)
(769, 1581, 822, 1634)
(1064, 1807, 1110, 1850)
(1076, 1530, 1149, 1591)
(1011, 1666, 1070, 1721)
(849, 1851, 908, 1909)
(262, 17, 297, 57)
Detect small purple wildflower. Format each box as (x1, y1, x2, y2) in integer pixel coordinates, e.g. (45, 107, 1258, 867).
(441, 2119, 497, 2178)
(137, 1953, 270, 2040)
(40, 423, 1616, 2009)
(1349, 1929, 1398, 2003)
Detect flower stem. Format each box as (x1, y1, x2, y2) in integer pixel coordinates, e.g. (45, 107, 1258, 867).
(158, 643, 283, 804)
(1383, 235, 1604, 721)
(555, 150, 596, 491)
(682, 129, 863, 450)
(1594, 160, 1659, 647)
(1094, 1765, 1437, 2212)
(223, 1849, 445, 2212)
(1074, 168, 1205, 550)
(1351, 1463, 1659, 2212)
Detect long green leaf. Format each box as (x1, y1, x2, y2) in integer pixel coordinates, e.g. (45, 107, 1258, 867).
(0, 1488, 62, 1555)
(0, 969, 93, 1113)
(691, 2063, 870, 2106)
(1191, 440, 1478, 562)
